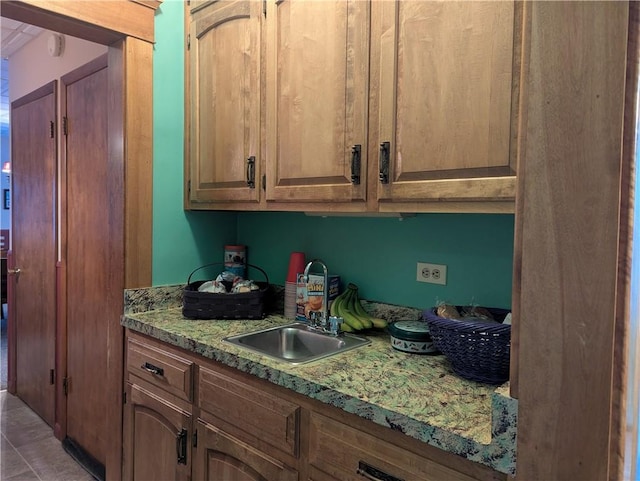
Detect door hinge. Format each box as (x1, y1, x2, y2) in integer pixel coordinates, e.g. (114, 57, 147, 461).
(49, 369, 55, 385)
(261, 174, 266, 191)
(188, 179, 191, 194)
(49, 120, 55, 138)
(263, 0, 267, 17)
(62, 377, 70, 396)
(187, 34, 190, 51)
(192, 429, 198, 448)
(123, 391, 127, 404)
(63, 116, 69, 136)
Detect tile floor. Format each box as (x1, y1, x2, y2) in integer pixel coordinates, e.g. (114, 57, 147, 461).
(1, 390, 95, 481)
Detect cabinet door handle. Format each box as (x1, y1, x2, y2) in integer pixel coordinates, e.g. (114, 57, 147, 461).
(379, 142, 390, 184)
(357, 461, 404, 481)
(246, 156, 256, 188)
(351, 144, 361, 185)
(140, 362, 164, 377)
(8, 268, 21, 281)
(176, 428, 188, 465)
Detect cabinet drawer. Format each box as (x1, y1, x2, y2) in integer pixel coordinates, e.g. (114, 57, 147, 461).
(127, 337, 194, 402)
(308, 412, 477, 481)
(199, 366, 300, 457)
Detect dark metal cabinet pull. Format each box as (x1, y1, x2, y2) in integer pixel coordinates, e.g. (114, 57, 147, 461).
(351, 144, 362, 185)
(357, 461, 403, 481)
(379, 141, 390, 184)
(246, 156, 256, 188)
(176, 428, 188, 465)
(141, 362, 164, 376)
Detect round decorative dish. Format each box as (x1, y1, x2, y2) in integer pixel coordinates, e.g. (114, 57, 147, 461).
(387, 320, 439, 354)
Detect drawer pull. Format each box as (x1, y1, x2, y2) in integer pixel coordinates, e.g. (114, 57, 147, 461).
(357, 461, 403, 481)
(141, 362, 164, 377)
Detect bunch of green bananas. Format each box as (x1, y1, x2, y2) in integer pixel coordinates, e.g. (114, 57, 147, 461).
(330, 283, 388, 332)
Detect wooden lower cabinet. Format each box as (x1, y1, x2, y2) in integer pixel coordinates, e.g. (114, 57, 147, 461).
(193, 418, 299, 480)
(308, 412, 477, 481)
(123, 383, 192, 481)
(198, 365, 300, 459)
(123, 331, 505, 481)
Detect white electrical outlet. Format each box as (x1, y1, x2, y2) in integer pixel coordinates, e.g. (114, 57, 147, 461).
(417, 262, 447, 285)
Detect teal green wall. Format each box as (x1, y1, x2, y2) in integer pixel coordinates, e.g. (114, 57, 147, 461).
(152, 0, 237, 286)
(237, 213, 514, 310)
(151, 1, 515, 310)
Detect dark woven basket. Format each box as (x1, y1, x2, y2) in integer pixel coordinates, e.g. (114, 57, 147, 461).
(182, 263, 270, 320)
(423, 306, 511, 384)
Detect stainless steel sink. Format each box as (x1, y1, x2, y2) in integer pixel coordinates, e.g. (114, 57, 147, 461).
(222, 322, 370, 365)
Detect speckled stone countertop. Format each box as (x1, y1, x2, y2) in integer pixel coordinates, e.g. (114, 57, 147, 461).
(122, 285, 517, 476)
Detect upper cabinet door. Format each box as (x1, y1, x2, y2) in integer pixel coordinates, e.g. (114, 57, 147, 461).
(265, 0, 370, 203)
(188, 0, 262, 204)
(375, 1, 518, 203)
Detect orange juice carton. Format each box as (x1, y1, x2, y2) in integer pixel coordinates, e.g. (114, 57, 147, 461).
(295, 273, 340, 322)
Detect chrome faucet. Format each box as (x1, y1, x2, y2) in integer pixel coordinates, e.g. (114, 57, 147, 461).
(302, 259, 342, 336)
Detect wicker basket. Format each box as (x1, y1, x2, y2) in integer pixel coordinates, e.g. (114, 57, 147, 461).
(182, 263, 270, 320)
(423, 307, 511, 384)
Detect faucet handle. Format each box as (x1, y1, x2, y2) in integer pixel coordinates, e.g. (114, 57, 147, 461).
(309, 311, 323, 326)
(329, 316, 343, 336)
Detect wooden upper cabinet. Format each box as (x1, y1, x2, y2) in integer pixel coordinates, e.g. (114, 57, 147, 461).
(374, 1, 518, 204)
(185, 0, 522, 212)
(188, 0, 215, 16)
(265, 0, 370, 203)
(188, 0, 262, 205)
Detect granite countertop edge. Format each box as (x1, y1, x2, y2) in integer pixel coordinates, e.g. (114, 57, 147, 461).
(121, 285, 517, 476)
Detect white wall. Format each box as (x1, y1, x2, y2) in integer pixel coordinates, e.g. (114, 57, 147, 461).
(6, 30, 107, 245)
(9, 30, 107, 101)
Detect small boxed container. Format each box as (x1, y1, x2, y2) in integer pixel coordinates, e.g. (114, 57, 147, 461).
(295, 273, 340, 322)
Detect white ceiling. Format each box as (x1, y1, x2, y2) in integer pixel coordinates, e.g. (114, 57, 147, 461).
(1, 18, 44, 127)
(1, 18, 43, 59)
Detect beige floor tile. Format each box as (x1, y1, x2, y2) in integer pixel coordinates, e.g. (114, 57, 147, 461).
(2, 470, 41, 481)
(1, 391, 95, 481)
(1, 403, 53, 449)
(0, 391, 29, 413)
(16, 435, 94, 481)
(1, 434, 33, 479)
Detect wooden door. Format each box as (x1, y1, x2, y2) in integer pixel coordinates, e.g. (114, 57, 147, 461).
(123, 383, 192, 481)
(193, 418, 298, 481)
(62, 55, 123, 465)
(9, 81, 57, 426)
(188, 0, 262, 205)
(265, 0, 369, 203)
(375, 1, 517, 203)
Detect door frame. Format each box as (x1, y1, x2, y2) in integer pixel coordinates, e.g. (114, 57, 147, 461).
(2, 3, 156, 480)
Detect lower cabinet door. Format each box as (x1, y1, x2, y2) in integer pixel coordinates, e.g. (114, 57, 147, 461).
(123, 383, 192, 481)
(193, 418, 298, 481)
